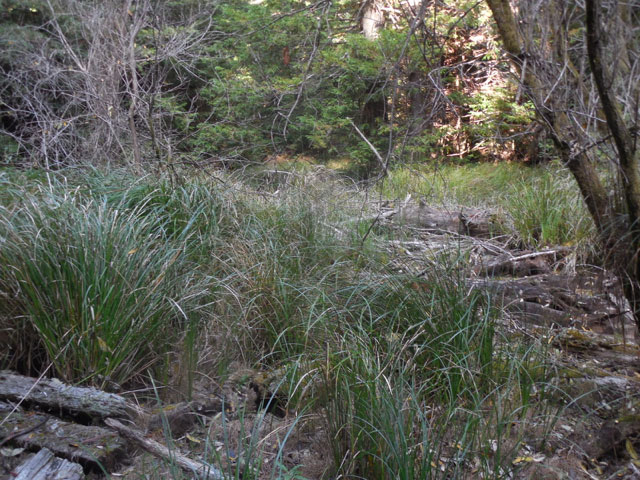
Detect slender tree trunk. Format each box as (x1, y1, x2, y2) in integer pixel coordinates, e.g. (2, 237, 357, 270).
(359, 0, 387, 173)
(485, 0, 640, 335)
(125, 0, 142, 166)
(585, 0, 640, 333)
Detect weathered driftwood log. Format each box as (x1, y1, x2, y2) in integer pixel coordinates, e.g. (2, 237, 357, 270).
(397, 205, 495, 237)
(105, 418, 223, 480)
(0, 403, 125, 469)
(475, 249, 570, 277)
(472, 273, 630, 328)
(13, 448, 84, 480)
(0, 371, 141, 420)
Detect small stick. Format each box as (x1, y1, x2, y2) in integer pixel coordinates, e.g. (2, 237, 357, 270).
(105, 418, 223, 480)
(348, 118, 387, 175)
(506, 248, 570, 262)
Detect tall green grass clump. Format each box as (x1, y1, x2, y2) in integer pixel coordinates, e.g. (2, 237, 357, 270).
(0, 167, 558, 478)
(179, 172, 557, 478)
(507, 173, 593, 247)
(315, 266, 552, 479)
(380, 162, 594, 249)
(381, 162, 532, 206)
(0, 176, 209, 386)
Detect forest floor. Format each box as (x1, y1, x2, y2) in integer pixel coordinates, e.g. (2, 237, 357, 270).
(380, 209, 640, 479)
(113, 201, 640, 480)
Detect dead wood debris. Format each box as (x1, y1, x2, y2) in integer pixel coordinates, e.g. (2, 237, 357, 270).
(0, 372, 227, 479)
(0, 370, 143, 421)
(105, 418, 223, 480)
(12, 447, 84, 480)
(0, 401, 125, 469)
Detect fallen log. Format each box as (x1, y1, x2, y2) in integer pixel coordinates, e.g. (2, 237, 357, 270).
(105, 418, 223, 480)
(504, 299, 571, 326)
(471, 273, 629, 329)
(13, 448, 84, 480)
(460, 210, 495, 238)
(470, 276, 567, 309)
(475, 249, 570, 277)
(471, 274, 604, 311)
(0, 403, 125, 469)
(397, 205, 495, 237)
(0, 371, 142, 421)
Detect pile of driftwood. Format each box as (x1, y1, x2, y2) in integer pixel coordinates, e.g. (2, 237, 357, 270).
(0, 371, 223, 479)
(378, 203, 633, 332)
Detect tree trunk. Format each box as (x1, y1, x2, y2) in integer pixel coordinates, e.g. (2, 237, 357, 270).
(361, 0, 384, 40)
(359, 0, 387, 171)
(585, 0, 640, 333)
(484, 0, 611, 231)
(485, 0, 640, 336)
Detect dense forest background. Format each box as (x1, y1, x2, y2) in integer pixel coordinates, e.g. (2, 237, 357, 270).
(0, 0, 540, 172)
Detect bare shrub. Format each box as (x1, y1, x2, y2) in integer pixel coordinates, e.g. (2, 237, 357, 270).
(0, 0, 215, 168)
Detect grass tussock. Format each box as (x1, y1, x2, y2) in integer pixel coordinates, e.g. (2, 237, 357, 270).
(0, 175, 210, 386)
(0, 166, 558, 478)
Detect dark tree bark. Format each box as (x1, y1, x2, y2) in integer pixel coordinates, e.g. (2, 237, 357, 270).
(585, 0, 640, 333)
(485, 0, 640, 335)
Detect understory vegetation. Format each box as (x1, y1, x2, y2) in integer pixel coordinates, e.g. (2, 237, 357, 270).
(0, 166, 565, 478)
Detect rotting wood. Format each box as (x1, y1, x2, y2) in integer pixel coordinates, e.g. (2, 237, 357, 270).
(0, 404, 125, 469)
(362, 204, 496, 237)
(459, 210, 495, 238)
(0, 371, 142, 420)
(13, 447, 84, 480)
(471, 275, 568, 308)
(479, 254, 551, 277)
(0, 416, 48, 448)
(105, 418, 224, 480)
